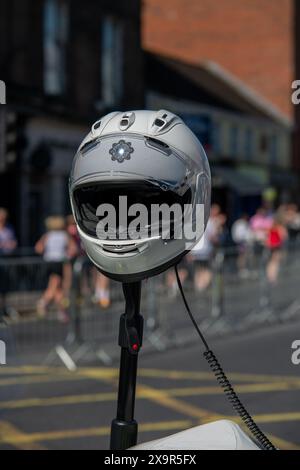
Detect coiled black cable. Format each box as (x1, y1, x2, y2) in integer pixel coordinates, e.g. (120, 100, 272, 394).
(204, 349, 275, 450)
(174, 264, 277, 451)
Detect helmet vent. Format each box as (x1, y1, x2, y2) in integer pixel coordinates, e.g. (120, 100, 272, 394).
(146, 137, 171, 155)
(154, 118, 165, 127)
(151, 111, 176, 134)
(102, 243, 139, 254)
(80, 138, 100, 155)
(119, 112, 135, 130)
(91, 120, 102, 135)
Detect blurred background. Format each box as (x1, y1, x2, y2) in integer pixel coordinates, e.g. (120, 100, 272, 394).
(0, 0, 300, 451)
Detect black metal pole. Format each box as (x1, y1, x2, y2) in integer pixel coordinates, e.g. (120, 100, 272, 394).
(67, 257, 83, 344)
(110, 281, 143, 450)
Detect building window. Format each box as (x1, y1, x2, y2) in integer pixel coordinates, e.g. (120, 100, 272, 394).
(229, 125, 239, 158)
(43, 0, 69, 95)
(259, 134, 268, 152)
(269, 135, 278, 166)
(212, 121, 221, 156)
(244, 128, 253, 161)
(101, 16, 123, 107)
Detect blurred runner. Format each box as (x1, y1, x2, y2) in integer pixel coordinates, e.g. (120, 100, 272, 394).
(66, 214, 95, 301)
(94, 271, 111, 308)
(190, 204, 224, 292)
(66, 214, 82, 254)
(166, 262, 188, 299)
(0, 208, 17, 255)
(250, 207, 273, 246)
(285, 204, 300, 245)
(231, 214, 253, 278)
(65, 215, 82, 296)
(265, 214, 288, 284)
(0, 208, 17, 321)
(35, 216, 77, 322)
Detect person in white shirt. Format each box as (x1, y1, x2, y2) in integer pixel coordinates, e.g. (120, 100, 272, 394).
(190, 204, 224, 291)
(35, 216, 77, 322)
(231, 214, 253, 277)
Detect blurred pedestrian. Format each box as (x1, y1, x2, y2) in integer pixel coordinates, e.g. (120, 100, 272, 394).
(231, 214, 253, 278)
(166, 262, 188, 299)
(250, 207, 273, 247)
(64, 214, 82, 296)
(94, 271, 111, 308)
(190, 204, 223, 291)
(0, 208, 17, 255)
(265, 215, 288, 284)
(35, 216, 77, 322)
(66, 214, 96, 302)
(285, 204, 300, 244)
(0, 208, 17, 321)
(66, 214, 82, 254)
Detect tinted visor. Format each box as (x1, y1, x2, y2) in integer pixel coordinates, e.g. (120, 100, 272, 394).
(73, 181, 192, 240)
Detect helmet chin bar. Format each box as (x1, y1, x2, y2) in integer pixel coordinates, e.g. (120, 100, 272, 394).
(95, 250, 187, 283)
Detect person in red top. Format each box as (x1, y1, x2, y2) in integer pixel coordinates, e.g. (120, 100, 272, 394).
(265, 216, 288, 284)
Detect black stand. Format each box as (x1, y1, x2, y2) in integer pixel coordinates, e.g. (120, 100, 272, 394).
(110, 281, 144, 450)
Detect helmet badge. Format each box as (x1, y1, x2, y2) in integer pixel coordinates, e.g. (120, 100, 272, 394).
(109, 140, 134, 163)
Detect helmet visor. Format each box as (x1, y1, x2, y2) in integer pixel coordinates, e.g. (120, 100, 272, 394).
(73, 180, 192, 241)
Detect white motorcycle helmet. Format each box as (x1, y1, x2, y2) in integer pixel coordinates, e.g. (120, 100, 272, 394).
(69, 110, 211, 282)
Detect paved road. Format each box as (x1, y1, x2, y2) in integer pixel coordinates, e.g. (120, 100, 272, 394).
(0, 318, 300, 450)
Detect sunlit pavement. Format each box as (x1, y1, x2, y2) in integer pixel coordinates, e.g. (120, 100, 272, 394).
(1, 319, 300, 450)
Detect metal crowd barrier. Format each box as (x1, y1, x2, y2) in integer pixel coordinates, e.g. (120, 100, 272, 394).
(0, 241, 300, 367)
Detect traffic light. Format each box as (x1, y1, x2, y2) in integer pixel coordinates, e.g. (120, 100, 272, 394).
(5, 110, 18, 166)
(0, 108, 6, 172)
(0, 109, 27, 171)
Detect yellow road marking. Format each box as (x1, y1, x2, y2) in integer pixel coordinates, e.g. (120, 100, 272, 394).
(0, 418, 298, 450)
(2, 365, 300, 385)
(137, 384, 215, 421)
(0, 392, 117, 409)
(134, 384, 300, 450)
(2, 381, 299, 410)
(80, 371, 300, 450)
(1, 366, 300, 449)
(0, 366, 56, 375)
(0, 420, 192, 445)
(0, 420, 45, 450)
(0, 366, 118, 378)
(246, 412, 300, 425)
(136, 368, 300, 384)
(0, 368, 118, 387)
(167, 381, 300, 396)
(266, 434, 300, 450)
(0, 373, 88, 387)
(201, 411, 300, 427)
(1, 376, 300, 449)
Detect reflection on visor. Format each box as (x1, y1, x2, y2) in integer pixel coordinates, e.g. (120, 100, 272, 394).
(73, 181, 192, 240)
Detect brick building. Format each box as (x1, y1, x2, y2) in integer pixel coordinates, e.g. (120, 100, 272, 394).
(143, 0, 294, 119)
(0, 0, 144, 245)
(146, 53, 293, 220)
(294, 0, 300, 172)
(143, 0, 299, 207)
